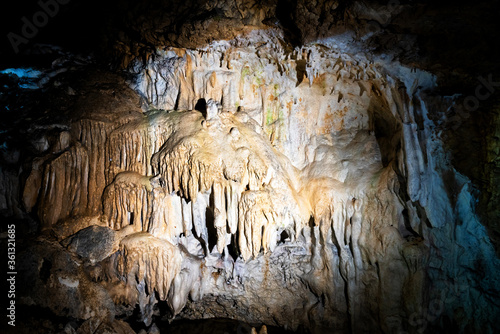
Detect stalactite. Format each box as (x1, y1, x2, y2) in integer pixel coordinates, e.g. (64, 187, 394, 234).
(117, 233, 182, 302)
(12, 28, 500, 333)
(38, 143, 89, 227)
(103, 172, 153, 232)
(149, 108, 308, 259)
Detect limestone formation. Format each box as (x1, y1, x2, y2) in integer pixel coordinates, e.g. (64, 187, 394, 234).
(2, 11, 499, 334)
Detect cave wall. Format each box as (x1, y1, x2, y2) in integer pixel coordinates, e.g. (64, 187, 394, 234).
(6, 28, 497, 334)
(1, 1, 500, 334)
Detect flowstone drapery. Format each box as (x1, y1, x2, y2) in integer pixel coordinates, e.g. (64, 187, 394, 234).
(12, 29, 500, 334)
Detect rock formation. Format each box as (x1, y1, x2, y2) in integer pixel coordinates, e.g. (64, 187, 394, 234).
(1, 1, 499, 334)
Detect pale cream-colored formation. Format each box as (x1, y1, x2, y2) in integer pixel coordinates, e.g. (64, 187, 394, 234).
(18, 29, 500, 333)
(150, 104, 309, 258)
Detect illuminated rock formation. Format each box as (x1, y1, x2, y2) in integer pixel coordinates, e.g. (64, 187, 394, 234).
(3, 8, 499, 334)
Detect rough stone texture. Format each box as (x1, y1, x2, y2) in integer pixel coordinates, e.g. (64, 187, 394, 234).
(1, 2, 500, 334)
(483, 101, 500, 253)
(17, 237, 116, 321)
(62, 225, 119, 265)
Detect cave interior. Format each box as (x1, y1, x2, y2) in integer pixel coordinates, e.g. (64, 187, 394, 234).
(0, 1, 500, 334)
